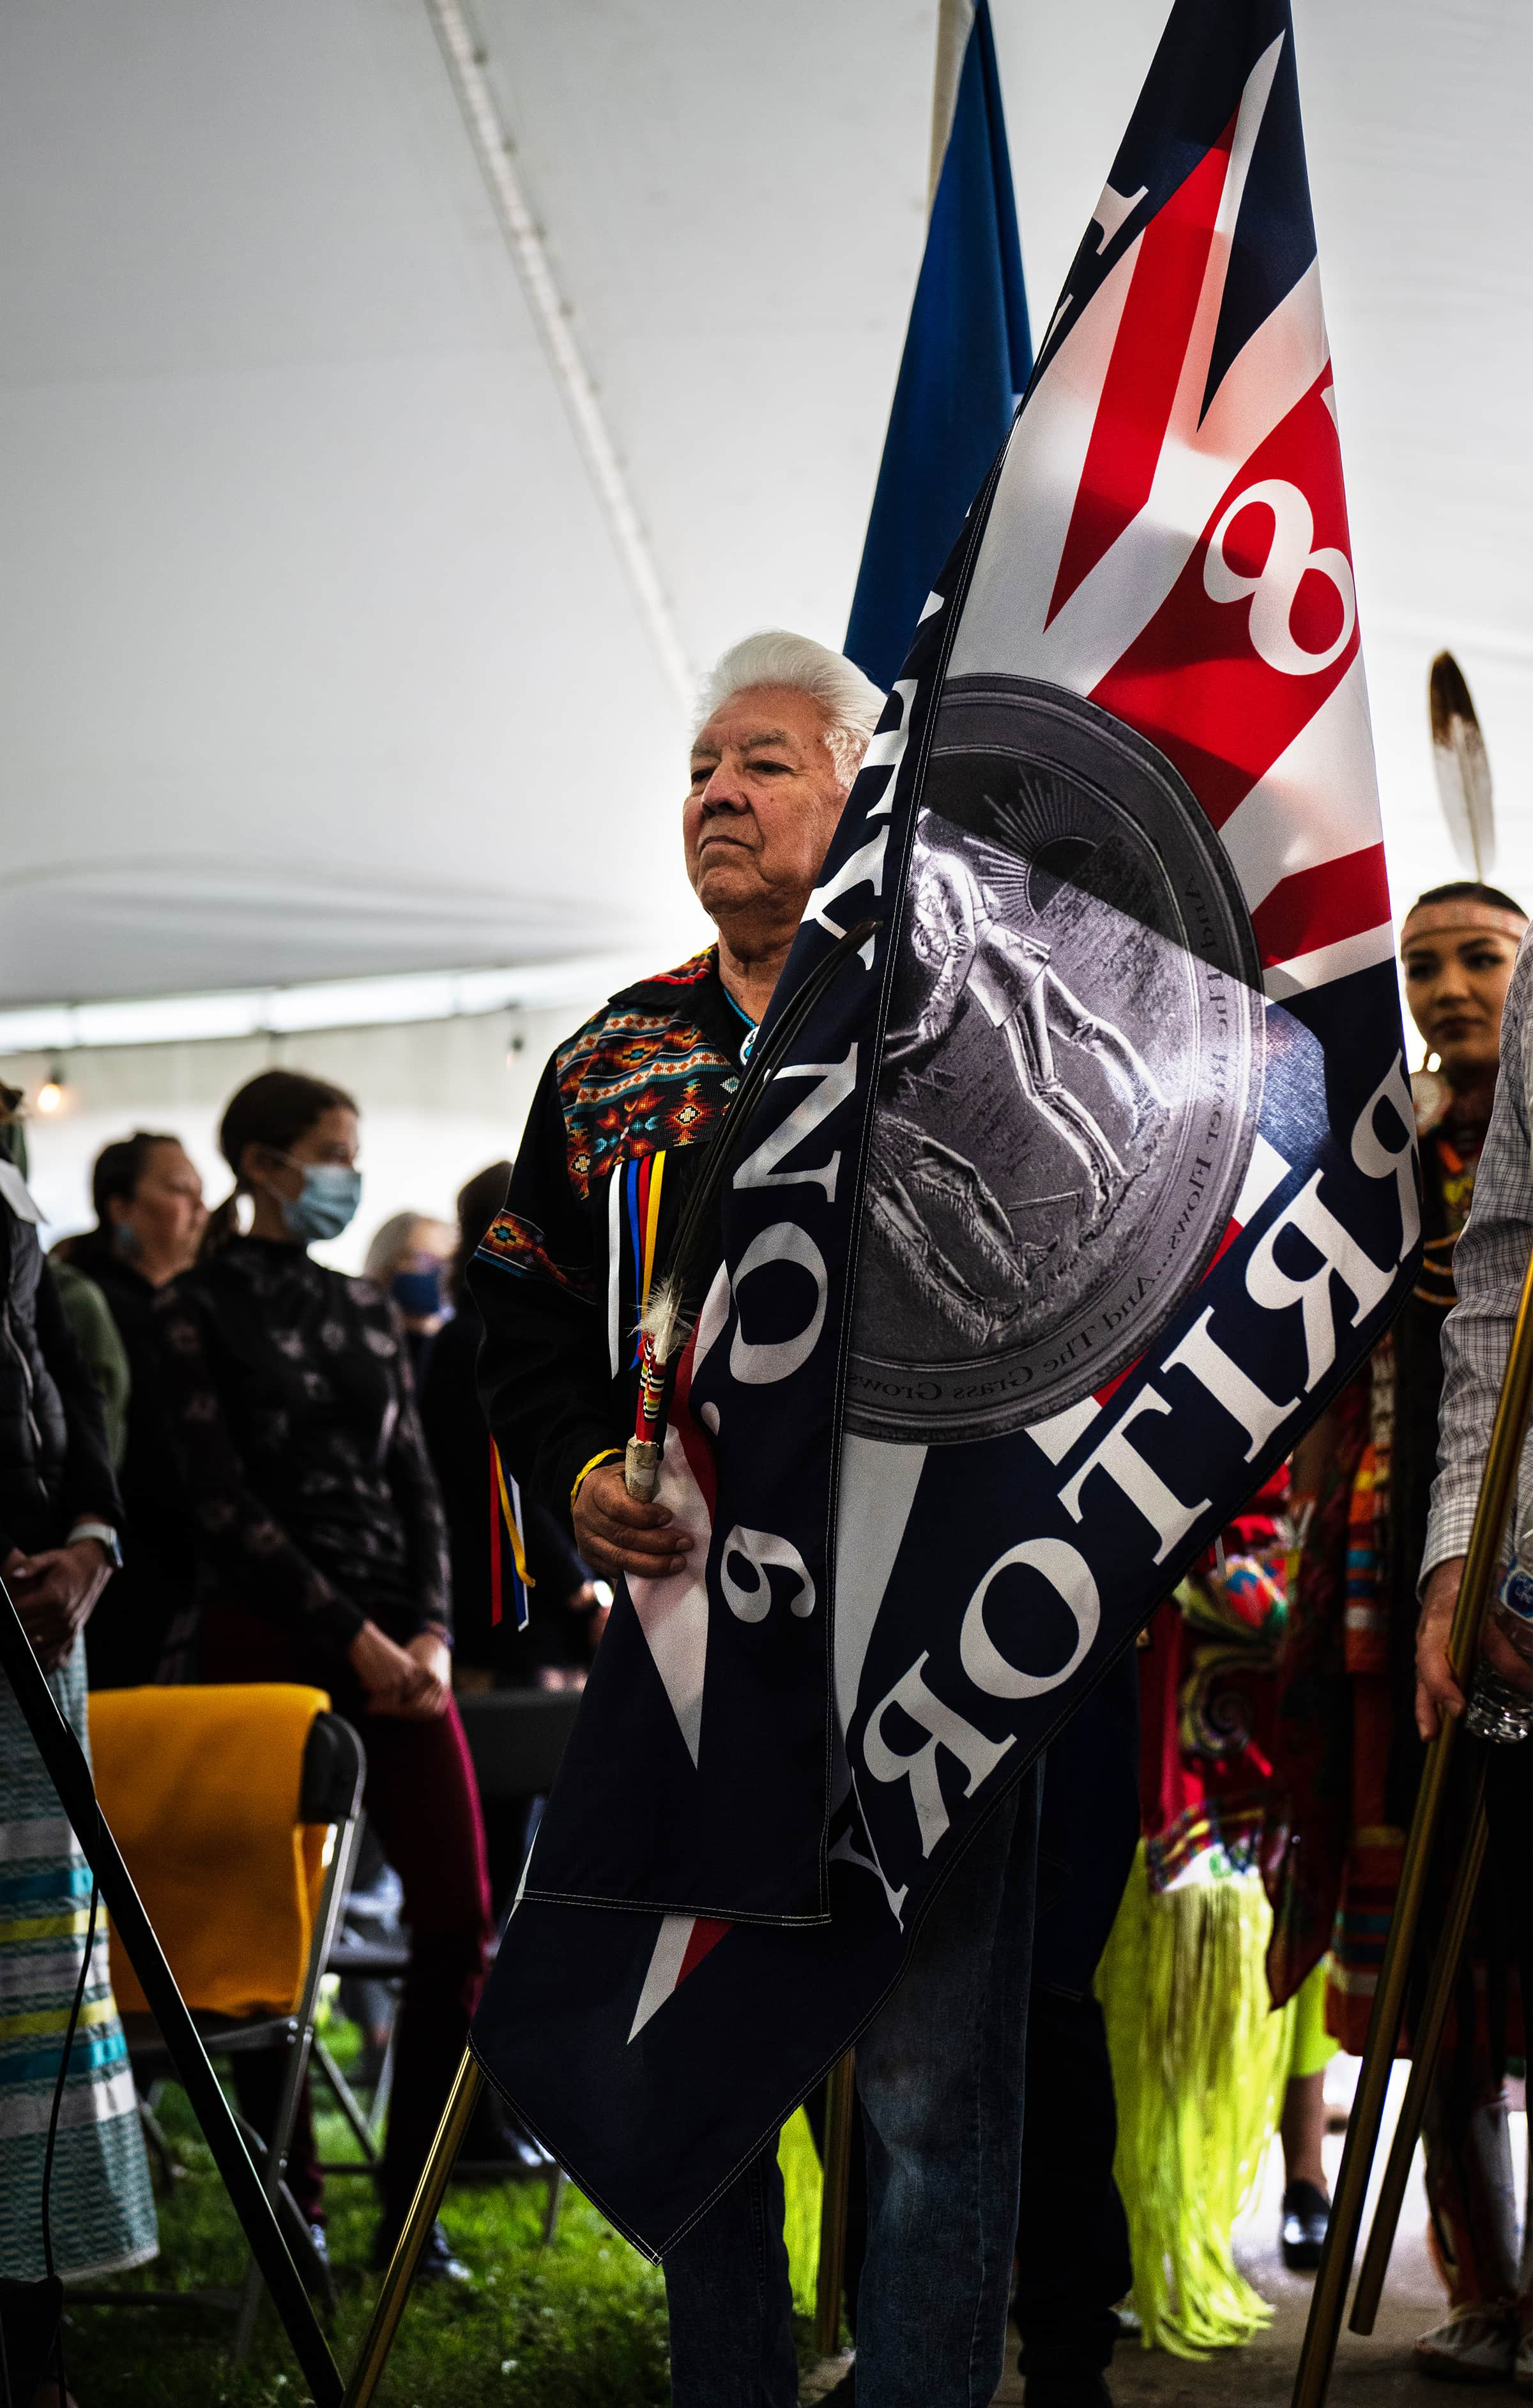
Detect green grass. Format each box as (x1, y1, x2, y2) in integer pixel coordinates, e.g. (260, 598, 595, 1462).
(61, 2010, 680, 2406)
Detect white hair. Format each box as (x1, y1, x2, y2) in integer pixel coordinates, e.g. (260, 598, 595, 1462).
(694, 630, 885, 792)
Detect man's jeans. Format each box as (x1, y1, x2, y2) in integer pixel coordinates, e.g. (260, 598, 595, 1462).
(663, 1769, 1041, 2407)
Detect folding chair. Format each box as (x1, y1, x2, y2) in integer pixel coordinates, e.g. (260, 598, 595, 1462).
(312, 1907, 408, 2184)
(76, 1684, 365, 2362)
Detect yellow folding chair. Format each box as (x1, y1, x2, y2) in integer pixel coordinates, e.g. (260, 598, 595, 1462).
(79, 1682, 364, 2361)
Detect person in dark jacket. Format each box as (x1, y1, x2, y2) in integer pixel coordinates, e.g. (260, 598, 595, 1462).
(418, 1160, 599, 1694)
(56, 1131, 206, 1689)
(154, 1070, 490, 2281)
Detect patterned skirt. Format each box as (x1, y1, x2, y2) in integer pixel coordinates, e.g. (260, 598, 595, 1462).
(0, 1644, 157, 2280)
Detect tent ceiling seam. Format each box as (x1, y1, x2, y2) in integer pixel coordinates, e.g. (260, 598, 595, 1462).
(426, 0, 694, 716)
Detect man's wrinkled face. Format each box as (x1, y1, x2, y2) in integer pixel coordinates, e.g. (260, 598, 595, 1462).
(1401, 918, 1525, 1084)
(683, 686, 849, 927)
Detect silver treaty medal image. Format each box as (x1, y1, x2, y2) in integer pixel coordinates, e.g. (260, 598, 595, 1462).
(846, 676, 1265, 1442)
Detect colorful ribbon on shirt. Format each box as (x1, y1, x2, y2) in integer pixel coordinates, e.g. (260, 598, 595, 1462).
(490, 1438, 533, 1633)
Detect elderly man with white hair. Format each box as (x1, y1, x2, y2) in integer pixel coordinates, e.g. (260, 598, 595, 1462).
(472, 633, 1051, 2408)
(472, 630, 883, 1590)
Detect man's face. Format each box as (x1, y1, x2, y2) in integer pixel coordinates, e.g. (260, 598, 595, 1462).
(1401, 917, 1525, 1084)
(683, 686, 849, 927)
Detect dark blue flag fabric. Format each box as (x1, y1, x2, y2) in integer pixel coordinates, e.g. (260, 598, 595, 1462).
(473, 0, 1417, 2259)
(845, 0, 1032, 694)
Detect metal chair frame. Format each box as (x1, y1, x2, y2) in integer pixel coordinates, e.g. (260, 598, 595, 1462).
(72, 1709, 365, 2364)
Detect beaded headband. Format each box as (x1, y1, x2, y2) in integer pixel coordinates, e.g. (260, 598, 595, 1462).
(1400, 899, 1527, 947)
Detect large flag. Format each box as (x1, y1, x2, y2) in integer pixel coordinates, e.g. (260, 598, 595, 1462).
(473, 0, 1417, 2257)
(845, 0, 1032, 694)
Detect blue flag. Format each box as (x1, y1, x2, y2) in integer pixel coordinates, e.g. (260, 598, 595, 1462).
(845, 0, 1033, 692)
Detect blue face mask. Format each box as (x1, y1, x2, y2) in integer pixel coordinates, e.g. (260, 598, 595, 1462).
(392, 1266, 443, 1318)
(280, 1162, 362, 1244)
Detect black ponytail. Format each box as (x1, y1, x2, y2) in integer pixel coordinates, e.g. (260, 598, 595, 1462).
(203, 1069, 357, 1253)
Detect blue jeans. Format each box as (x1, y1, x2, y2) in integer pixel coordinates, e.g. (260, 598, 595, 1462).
(663, 1769, 1041, 2406)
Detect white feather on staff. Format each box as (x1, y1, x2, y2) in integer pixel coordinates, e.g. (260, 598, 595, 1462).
(1430, 650, 1495, 882)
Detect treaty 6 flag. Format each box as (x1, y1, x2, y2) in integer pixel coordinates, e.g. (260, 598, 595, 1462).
(473, 0, 1417, 2256)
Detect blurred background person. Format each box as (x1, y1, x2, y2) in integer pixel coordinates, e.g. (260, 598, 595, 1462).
(52, 1131, 206, 1689)
(0, 1086, 157, 2329)
(363, 1209, 455, 1386)
(419, 1162, 602, 1703)
(153, 1069, 489, 2283)
(1270, 881, 1530, 2384)
(49, 1248, 131, 1475)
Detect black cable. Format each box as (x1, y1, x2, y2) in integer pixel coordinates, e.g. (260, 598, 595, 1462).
(38, 1873, 99, 2398)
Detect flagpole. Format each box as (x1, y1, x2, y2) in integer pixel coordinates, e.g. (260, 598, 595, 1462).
(342, 2048, 483, 2408)
(1347, 1784, 1489, 2331)
(927, 0, 975, 210)
(1290, 1232, 1533, 2408)
(814, 2052, 857, 2356)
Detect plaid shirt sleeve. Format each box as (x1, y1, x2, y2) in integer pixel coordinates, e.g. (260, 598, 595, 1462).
(1421, 929, 1533, 1582)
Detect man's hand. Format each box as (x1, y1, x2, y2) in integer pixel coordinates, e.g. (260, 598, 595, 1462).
(573, 1461, 693, 1583)
(8, 1539, 113, 1673)
(1416, 1552, 1533, 1735)
(1415, 1557, 1467, 1739)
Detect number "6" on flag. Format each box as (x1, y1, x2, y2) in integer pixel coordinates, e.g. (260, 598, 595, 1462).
(720, 1526, 816, 1623)
(1203, 476, 1356, 678)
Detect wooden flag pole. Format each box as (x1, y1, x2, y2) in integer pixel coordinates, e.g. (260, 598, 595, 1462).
(1348, 1781, 1489, 2332)
(814, 2052, 857, 2358)
(1290, 1231, 1533, 2408)
(342, 2048, 483, 2408)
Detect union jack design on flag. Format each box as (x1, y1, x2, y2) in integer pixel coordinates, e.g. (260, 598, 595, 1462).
(472, 0, 1417, 2256)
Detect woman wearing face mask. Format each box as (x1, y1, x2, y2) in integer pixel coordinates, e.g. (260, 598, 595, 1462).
(362, 1212, 454, 1387)
(153, 1070, 490, 2282)
(56, 1131, 207, 1688)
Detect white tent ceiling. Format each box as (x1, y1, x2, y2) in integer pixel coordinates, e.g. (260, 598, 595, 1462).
(0, 0, 1529, 1012)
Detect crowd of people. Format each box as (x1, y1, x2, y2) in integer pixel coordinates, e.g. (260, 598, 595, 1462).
(0, 630, 1527, 2408)
(0, 1067, 606, 2396)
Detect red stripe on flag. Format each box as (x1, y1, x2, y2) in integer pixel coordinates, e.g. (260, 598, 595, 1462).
(1047, 118, 1236, 625)
(671, 1326, 719, 1521)
(1207, 1214, 1242, 1273)
(1249, 843, 1390, 967)
(1092, 1359, 1139, 1409)
(677, 1916, 729, 1983)
(1092, 367, 1358, 830)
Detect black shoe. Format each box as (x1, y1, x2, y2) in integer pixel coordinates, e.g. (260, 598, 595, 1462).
(1023, 2377, 1112, 2407)
(371, 2218, 471, 2287)
(1281, 2179, 1331, 2271)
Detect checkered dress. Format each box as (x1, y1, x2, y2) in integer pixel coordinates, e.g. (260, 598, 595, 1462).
(1423, 926, 1533, 1580)
(0, 1645, 157, 2280)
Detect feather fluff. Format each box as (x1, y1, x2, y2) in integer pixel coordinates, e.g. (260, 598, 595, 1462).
(1430, 650, 1495, 881)
(639, 1274, 689, 1369)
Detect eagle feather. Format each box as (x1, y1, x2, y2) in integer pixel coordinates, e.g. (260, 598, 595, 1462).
(1430, 650, 1495, 882)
